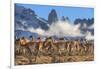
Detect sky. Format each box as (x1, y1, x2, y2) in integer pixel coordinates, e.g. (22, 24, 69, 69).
(16, 3, 94, 23)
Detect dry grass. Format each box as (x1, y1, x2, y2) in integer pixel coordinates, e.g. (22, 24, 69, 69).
(15, 55, 94, 65)
(15, 40, 94, 65)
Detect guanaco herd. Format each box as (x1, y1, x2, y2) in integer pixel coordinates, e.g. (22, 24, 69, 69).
(15, 36, 94, 63)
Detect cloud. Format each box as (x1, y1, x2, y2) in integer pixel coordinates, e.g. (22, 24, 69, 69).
(85, 31, 94, 40)
(88, 24, 94, 29)
(19, 20, 83, 37)
(45, 21, 82, 37)
(17, 20, 94, 40)
(27, 27, 45, 35)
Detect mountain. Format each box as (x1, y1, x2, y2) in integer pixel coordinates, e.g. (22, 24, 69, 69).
(15, 4, 49, 30)
(48, 9, 58, 25)
(61, 16, 70, 22)
(15, 4, 94, 40)
(15, 4, 51, 39)
(15, 30, 39, 40)
(74, 18, 94, 27)
(74, 18, 94, 35)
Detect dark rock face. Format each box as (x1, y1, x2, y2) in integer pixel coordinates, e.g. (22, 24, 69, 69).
(15, 4, 49, 30)
(61, 16, 70, 22)
(61, 16, 67, 21)
(15, 4, 50, 39)
(74, 18, 94, 27)
(48, 9, 58, 25)
(74, 18, 94, 34)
